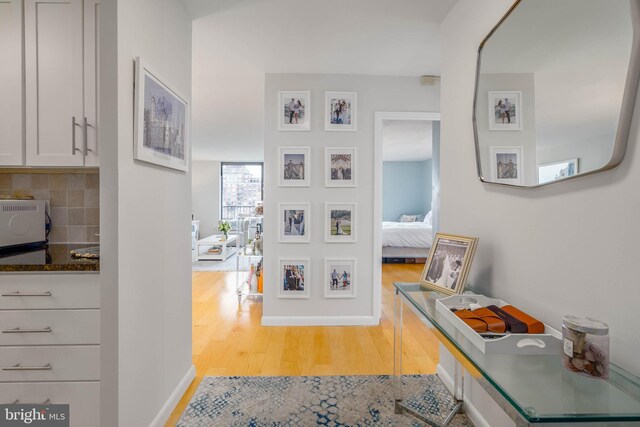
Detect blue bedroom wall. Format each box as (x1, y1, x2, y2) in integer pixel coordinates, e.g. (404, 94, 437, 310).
(383, 160, 432, 221)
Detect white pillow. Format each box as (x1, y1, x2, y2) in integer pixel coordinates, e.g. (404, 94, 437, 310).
(399, 214, 418, 223)
(424, 211, 433, 226)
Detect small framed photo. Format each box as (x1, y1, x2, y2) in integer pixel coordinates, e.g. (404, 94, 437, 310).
(488, 91, 522, 131)
(538, 158, 578, 184)
(278, 91, 310, 131)
(421, 233, 479, 296)
(325, 147, 356, 187)
(324, 258, 356, 298)
(279, 258, 310, 298)
(325, 203, 356, 243)
(325, 91, 357, 131)
(279, 147, 310, 187)
(134, 57, 189, 171)
(279, 203, 310, 243)
(490, 146, 523, 185)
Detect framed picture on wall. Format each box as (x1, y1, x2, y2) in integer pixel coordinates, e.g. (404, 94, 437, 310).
(490, 146, 523, 185)
(279, 147, 310, 187)
(325, 147, 356, 187)
(133, 57, 189, 171)
(279, 203, 310, 243)
(324, 203, 356, 243)
(420, 233, 479, 296)
(538, 158, 578, 184)
(488, 91, 522, 131)
(279, 258, 310, 298)
(325, 91, 357, 131)
(278, 91, 311, 131)
(324, 258, 356, 298)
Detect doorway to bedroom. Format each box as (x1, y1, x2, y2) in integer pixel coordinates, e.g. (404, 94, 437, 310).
(373, 112, 440, 317)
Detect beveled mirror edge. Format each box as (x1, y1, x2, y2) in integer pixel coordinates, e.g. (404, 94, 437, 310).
(472, 0, 640, 189)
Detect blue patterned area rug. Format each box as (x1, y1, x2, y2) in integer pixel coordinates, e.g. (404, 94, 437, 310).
(177, 375, 473, 427)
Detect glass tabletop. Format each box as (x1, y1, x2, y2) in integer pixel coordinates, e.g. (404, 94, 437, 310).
(395, 282, 640, 423)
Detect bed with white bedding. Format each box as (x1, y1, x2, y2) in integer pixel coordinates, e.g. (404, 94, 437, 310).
(382, 220, 433, 259)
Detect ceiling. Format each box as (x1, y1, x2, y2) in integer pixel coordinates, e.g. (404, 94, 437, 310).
(382, 120, 433, 162)
(188, 0, 457, 161)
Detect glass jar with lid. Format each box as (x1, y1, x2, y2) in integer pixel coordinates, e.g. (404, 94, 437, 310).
(562, 315, 609, 379)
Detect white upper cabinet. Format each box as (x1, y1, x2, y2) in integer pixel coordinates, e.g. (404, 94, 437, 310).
(23, 0, 100, 167)
(84, 0, 100, 167)
(0, 0, 24, 165)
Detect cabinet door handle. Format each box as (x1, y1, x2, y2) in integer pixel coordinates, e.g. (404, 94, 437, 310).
(2, 363, 52, 371)
(72, 116, 83, 155)
(2, 327, 52, 334)
(84, 117, 95, 154)
(1, 291, 52, 297)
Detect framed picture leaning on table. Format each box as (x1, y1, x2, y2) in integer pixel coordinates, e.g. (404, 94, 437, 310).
(420, 233, 479, 295)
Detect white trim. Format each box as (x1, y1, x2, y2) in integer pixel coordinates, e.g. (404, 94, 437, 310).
(262, 315, 376, 326)
(373, 112, 441, 324)
(149, 364, 196, 427)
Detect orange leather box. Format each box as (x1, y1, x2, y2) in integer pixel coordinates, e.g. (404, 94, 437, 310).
(501, 305, 545, 334)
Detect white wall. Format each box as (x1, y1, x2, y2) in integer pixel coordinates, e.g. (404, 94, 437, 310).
(100, 0, 194, 426)
(263, 73, 439, 325)
(441, 0, 640, 380)
(192, 161, 221, 236)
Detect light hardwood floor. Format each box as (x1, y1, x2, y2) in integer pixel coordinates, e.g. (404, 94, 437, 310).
(165, 263, 439, 426)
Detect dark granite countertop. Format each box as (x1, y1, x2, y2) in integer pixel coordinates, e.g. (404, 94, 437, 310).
(0, 244, 99, 273)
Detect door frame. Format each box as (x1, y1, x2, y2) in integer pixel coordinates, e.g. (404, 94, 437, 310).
(372, 111, 441, 322)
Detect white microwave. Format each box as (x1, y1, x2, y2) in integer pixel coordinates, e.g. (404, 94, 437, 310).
(0, 200, 48, 250)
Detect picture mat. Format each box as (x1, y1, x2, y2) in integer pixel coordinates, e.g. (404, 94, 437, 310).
(324, 258, 356, 298)
(279, 258, 310, 298)
(325, 147, 356, 187)
(279, 203, 310, 243)
(278, 91, 310, 131)
(279, 147, 311, 187)
(325, 203, 356, 243)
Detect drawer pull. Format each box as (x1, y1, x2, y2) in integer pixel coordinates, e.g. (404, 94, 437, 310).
(2, 327, 52, 334)
(1, 291, 52, 297)
(11, 399, 51, 405)
(2, 363, 52, 371)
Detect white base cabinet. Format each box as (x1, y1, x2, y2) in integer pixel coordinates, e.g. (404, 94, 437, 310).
(0, 273, 100, 427)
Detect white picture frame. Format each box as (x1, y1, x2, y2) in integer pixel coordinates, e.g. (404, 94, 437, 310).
(490, 146, 523, 185)
(133, 57, 189, 172)
(325, 91, 357, 131)
(325, 147, 356, 187)
(279, 147, 311, 187)
(488, 91, 522, 131)
(278, 91, 311, 131)
(538, 158, 579, 184)
(324, 258, 356, 299)
(279, 203, 310, 243)
(279, 258, 310, 299)
(325, 203, 356, 243)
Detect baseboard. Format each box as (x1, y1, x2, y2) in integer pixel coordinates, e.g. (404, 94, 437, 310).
(261, 315, 377, 326)
(149, 364, 196, 427)
(436, 364, 491, 427)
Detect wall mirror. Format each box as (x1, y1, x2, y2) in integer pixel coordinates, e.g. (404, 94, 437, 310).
(473, 0, 640, 188)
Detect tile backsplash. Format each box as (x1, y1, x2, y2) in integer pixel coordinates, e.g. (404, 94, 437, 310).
(0, 173, 99, 244)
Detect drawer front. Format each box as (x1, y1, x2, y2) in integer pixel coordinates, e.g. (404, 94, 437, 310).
(0, 274, 99, 309)
(0, 310, 99, 346)
(0, 381, 99, 427)
(0, 346, 99, 382)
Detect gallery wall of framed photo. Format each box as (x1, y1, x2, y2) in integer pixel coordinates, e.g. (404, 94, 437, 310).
(475, 73, 537, 186)
(262, 73, 439, 325)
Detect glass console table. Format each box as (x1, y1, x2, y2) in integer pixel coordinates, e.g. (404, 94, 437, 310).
(393, 282, 640, 426)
